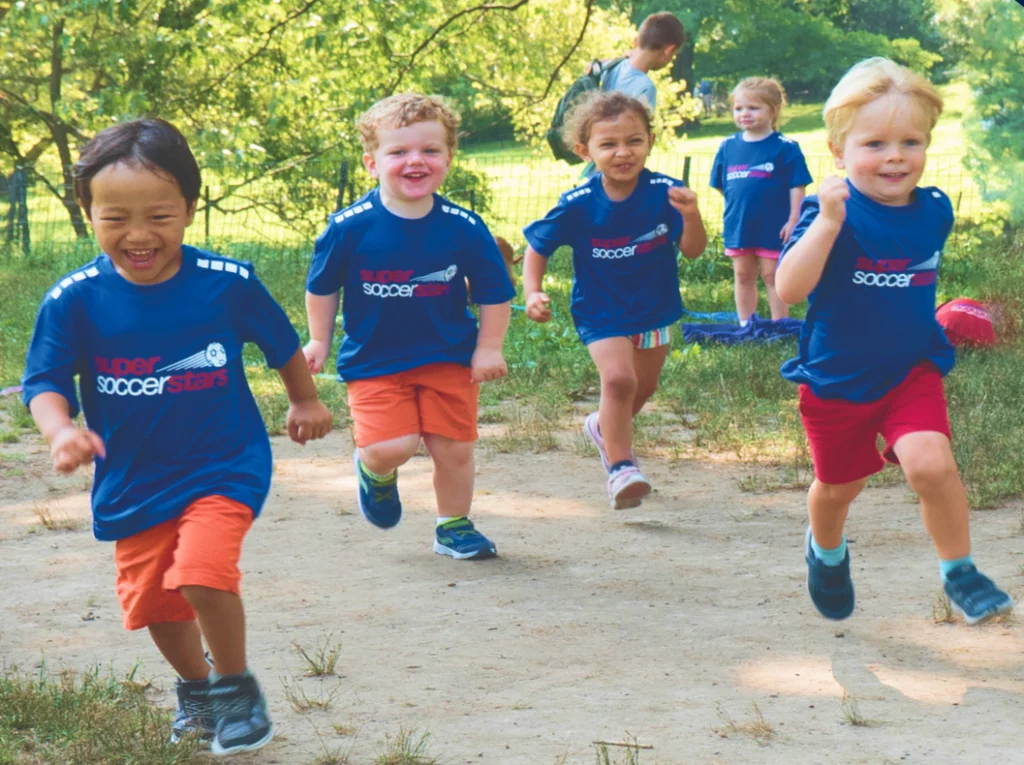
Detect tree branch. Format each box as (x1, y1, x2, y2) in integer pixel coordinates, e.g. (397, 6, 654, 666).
(166, 0, 321, 109)
(537, 0, 593, 102)
(386, 0, 531, 95)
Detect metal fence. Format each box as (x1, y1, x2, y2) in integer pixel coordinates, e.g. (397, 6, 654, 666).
(2, 151, 982, 258)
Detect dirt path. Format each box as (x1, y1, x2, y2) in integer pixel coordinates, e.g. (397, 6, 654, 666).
(1, 427, 1022, 765)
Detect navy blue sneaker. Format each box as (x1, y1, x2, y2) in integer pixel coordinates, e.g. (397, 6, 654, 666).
(434, 517, 497, 560)
(209, 672, 273, 756)
(353, 449, 402, 529)
(170, 677, 215, 745)
(805, 527, 855, 620)
(943, 564, 1014, 625)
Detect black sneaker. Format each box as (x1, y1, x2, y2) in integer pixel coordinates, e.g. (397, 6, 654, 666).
(169, 677, 215, 745)
(209, 672, 274, 756)
(804, 527, 855, 620)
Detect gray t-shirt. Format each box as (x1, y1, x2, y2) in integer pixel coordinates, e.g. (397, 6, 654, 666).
(602, 60, 657, 111)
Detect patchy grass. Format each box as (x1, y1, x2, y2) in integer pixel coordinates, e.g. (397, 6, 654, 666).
(33, 500, 86, 532)
(0, 664, 198, 765)
(714, 702, 776, 745)
(839, 693, 880, 727)
(374, 727, 440, 765)
(294, 632, 343, 677)
(932, 591, 957, 624)
(280, 675, 341, 712)
(592, 733, 651, 765)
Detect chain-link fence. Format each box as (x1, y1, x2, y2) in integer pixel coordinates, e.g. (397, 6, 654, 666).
(1, 151, 981, 258)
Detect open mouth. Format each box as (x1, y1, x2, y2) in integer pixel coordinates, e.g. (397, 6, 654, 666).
(879, 172, 908, 182)
(403, 172, 429, 181)
(124, 249, 158, 268)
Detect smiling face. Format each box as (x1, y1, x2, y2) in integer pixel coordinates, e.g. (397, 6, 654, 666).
(831, 93, 930, 206)
(578, 110, 653, 191)
(732, 90, 774, 137)
(363, 119, 452, 214)
(84, 161, 195, 285)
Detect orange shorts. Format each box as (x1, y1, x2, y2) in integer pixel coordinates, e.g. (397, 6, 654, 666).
(113, 495, 254, 630)
(346, 362, 479, 447)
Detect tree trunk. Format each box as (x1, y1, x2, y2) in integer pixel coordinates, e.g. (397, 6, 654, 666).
(49, 18, 89, 239)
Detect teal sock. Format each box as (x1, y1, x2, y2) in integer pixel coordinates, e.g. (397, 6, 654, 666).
(811, 535, 847, 567)
(940, 555, 974, 580)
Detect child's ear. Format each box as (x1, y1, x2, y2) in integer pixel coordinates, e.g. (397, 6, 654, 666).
(362, 152, 378, 179)
(828, 140, 845, 170)
(76, 197, 92, 224)
(574, 142, 591, 162)
(184, 201, 197, 227)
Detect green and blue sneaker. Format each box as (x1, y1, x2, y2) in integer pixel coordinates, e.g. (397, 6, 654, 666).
(353, 448, 402, 529)
(209, 672, 274, 756)
(169, 677, 215, 746)
(943, 564, 1013, 625)
(434, 517, 497, 560)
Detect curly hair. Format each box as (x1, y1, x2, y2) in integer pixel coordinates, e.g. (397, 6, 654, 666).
(356, 93, 461, 154)
(561, 90, 653, 150)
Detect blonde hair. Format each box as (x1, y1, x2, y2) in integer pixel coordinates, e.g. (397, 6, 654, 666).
(356, 93, 461, 154)
(824, 57, 942, 150)
(731, 77, 787, 130)
(562, 90, 653, 149)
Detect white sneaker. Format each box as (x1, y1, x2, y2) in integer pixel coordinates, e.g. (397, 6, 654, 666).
(584, 412, 639, 473)
(607, 465, 651, 510)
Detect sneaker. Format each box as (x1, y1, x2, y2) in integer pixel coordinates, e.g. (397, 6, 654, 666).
(943, 564, 1014, 625)
(209, 673, 274, 756)
(583, 412, 638, 472)
(804, 527, 855, 620)
(353, 448, 402, 529)
(170, 677, 215, 745)
(434, 517, 497, 560)
(607, 465, 650, 510)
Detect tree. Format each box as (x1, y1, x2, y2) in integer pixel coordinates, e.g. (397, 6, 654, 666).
(952, 0, 1024, 223)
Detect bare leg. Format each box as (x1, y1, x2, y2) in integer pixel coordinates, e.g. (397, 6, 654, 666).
(422, 434, 475, 517)
(893, 431, 971, 560)
(807, 477, 868, 549)
(148, 620, 210, 681)
(179, 586, 248, 677)
(587, 337, 637, 465)
(360, 433, 421, 475)
(732, 253, 759, 322)
(759, 257, 788, 320)
(631, 344, 671, 416)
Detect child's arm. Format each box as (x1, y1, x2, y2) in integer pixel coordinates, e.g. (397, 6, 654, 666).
(668, 187, 708, 259)
(29, 392, 105, 474)
(276, 349, 333, 444)
(775, 176, 848, 305)
(471, 303, 511, 383)
(522, 246, 553, 323)
(304, 291, 340, 374)
(780, 186, 807, 244)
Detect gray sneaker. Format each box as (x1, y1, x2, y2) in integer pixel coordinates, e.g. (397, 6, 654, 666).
(209, 672, 274, 756)
(169, 677, 215, 745)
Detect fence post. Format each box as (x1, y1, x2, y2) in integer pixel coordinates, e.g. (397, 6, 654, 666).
(204, 186, 211, 249)
(469, 189, 475, 212)
(335, 160, 349, 212)
(681, 156, 691, 187)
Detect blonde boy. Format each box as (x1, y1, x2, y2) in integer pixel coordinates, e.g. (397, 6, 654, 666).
(775, 58, 1013, 624)
(304, 94, 515, 559)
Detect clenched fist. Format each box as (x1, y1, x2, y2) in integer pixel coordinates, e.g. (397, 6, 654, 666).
(817, 176, 850, 224)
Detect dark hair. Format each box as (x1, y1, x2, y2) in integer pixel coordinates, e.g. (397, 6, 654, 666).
(562, 90, 653, 149)
(637, 12, 685, 50)
(73, 118, 201, 213)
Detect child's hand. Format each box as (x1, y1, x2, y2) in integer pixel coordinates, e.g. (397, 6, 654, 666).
(470, 347, 508, 383)
(817, 176, 849, 224)
(780, 219, 797, 244)
(668, 186, 700, 216)
(525, 292, 552, 323)
(287, 399, 333, 445)
(49, 425, 105, 474)
(303, 339, 330, 374)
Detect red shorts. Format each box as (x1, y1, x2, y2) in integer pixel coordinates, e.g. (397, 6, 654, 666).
(113, 496, 254, 630)
(346, 362, 479, 447)
(725, 247, 781, 260)
(798, 364, 952, 485)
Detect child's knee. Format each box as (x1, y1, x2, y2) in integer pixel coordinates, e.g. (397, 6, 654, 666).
(900, 437, 959, 490)
(760, 265, 777, 287)
(601, 369, 638, 399)
(424, 434, 474, 467)
(811, 478, 864, 506)
(734, 266, 758, 286)
(362, 435, 420, 468)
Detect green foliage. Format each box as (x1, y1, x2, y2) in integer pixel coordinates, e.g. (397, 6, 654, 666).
(955, 0, 1024, 223)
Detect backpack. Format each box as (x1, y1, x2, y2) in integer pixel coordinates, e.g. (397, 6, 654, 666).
(545, 57, 626, 165)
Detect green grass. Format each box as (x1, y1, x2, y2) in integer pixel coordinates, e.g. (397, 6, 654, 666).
(0, 664, 199, 765)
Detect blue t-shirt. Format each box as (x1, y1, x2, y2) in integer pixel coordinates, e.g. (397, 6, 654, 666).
(21, 246, 300, 541)
(306, 189, 516, 382)
(710, 132, 813, 250)
(602, 60, 657, 111)
(779, 182, 956, 402)
(523, 168, 685, 345)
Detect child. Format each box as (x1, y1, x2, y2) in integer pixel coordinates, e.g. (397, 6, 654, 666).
(523, 91, 707, 509)
(304, 94, 514, 560)
(581, 11, 685, 179)
(775, 58, 1013, 625)
(21, 119, 333, 754)
(711, 77, 812, 323)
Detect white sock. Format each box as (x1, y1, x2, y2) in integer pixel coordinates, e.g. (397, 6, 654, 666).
(739, 318, 750, 327)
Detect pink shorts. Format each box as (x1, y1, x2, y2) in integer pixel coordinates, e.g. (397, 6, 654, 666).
(725, 247, 781, 260)
(798, 364, 952, 486)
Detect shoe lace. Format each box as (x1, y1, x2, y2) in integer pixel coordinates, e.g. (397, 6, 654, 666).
(217, 690, 254, 722)
(180, 694, 214, 721)
(949, 568, 1001, 610)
